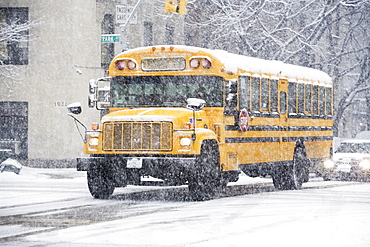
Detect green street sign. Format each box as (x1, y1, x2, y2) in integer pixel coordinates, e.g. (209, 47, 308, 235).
(101, 34, 121, 43)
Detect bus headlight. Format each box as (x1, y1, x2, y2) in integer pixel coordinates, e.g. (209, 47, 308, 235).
(88, 137, 99, 146)
(359, 159, 370, 170)
(180, 138, 192, 146)
(324, 159, 335, 169)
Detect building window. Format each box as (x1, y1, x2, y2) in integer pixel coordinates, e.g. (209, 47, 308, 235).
(0, 8, 29, 65)
(165, 25, 174, 45)
(101, 14, 114, 69)
(0, 101, 28, 159)
(144, 22, 153, 46)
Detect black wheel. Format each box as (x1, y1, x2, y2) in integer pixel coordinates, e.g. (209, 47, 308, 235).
(87, 163, 115, 199)
(272, 145, 309, 190)
(288, 145, 310, 189)
(126, 169, 141, 185)
(272, 165, 291, 190)
(188, 140, 221, 201)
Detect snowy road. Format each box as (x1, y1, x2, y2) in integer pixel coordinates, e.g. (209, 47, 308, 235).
(1, 167, 369, 247)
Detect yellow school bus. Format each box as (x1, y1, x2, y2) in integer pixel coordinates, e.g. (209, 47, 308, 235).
(68, 45, 333, 200)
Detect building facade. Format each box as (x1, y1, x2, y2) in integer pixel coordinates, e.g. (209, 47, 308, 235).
(0, 0, 184, 167)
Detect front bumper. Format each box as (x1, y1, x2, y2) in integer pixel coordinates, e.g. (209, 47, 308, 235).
(76, 155, 197, 171)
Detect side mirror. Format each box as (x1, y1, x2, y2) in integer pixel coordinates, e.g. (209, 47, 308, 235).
(89, 77, 111, 109)
(67, 102, 82, 115)
(186, 98, 206, 111)
(88, 79, 98, 108)
(89, 79, 97, 94)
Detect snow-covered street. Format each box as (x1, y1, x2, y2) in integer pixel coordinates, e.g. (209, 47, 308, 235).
(1, 167, 369, 247)
(1, 1, 369, 246)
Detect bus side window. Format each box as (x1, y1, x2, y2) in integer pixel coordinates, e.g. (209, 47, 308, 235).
(298, 83, 304, 114)
(312, 85, 319, 115)
(326, 87, 332, 116)
(239, 76, 251, 111)
(251, 76, 260, 112)
(319, 86, 325, 115)
(270, 79, 278, 113)
(288, 82, 296, 114)
(305, 84, 312, 114)
(261, 78, 269, 111)
(280, 91, 287, 114)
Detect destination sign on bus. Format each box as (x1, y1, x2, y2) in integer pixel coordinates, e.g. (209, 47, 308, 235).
(141, 57, 186, 71)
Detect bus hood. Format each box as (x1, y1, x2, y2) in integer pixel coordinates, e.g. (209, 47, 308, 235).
(101, 108, 193, 123)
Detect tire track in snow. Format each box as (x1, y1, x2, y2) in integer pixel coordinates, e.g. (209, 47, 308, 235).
(0, 179, 361, 243)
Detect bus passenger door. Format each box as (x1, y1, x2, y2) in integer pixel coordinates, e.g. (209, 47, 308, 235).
(278, 79, 289, 161)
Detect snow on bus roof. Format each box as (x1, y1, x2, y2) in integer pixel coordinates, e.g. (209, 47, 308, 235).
(122, 45, 332, 84)
(208, 48, 332, 84)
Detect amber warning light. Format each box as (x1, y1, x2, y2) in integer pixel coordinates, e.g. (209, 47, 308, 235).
(91, 123, 99, 130)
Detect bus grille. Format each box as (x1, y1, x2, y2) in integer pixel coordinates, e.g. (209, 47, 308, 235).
(102, 121, 173, 151)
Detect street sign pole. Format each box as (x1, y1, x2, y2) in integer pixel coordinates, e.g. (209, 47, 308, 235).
(118, 0, 144, 51)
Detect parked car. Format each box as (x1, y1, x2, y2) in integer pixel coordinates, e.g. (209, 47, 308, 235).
(323, 139, 370, 181)
(0, 158, 22, 174)
(355, 131, 370, 140)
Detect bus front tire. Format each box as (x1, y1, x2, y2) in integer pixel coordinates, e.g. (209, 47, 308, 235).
(188, 140, 221, 201)
(87, 163, 115, 199)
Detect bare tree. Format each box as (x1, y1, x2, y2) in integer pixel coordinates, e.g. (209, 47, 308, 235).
(329, 1, 370, 135)
(185, 0, 370, 136)
(0, 17, 41, 96)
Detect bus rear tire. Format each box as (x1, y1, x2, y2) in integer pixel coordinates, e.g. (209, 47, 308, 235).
(87, 163, 115, 199)
(188, 140, 220, 201)
(272, 165, 290, 190)
(272, 145, 309, 190)
(290, 145, 310, 189)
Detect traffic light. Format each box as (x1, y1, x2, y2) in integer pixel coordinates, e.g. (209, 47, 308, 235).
(164, 0, 187, 15)
(164, 0, 179, 14)
(178, 0, 187, 15)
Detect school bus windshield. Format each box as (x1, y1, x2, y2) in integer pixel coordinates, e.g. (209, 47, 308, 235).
(111, 75, 223, 107)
